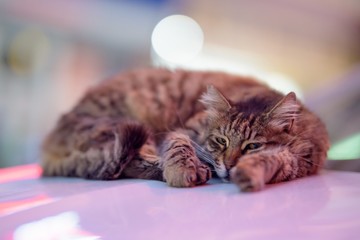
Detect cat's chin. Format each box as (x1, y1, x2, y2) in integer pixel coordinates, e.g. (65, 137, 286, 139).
(211, 167, 230, 182)
(221, 176, 230, 183)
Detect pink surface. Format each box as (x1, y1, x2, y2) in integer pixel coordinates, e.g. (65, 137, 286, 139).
(0, 165, 360, 239)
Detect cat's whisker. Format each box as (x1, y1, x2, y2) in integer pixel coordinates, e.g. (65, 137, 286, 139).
(151, 129, 172, 136)
(191, 140, 217, 166)
(175, 110, 186, 129)
(196, 152, 216, 165)
(294, 155, 322, 168)
(152, 132, 168, 137)
(189, 139, 206, 152)
(285, 135, 302, 147)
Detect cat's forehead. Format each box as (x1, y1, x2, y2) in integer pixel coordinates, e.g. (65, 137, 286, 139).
(215, 114, 261, 140)
(229, 121, 254, 138)
(231, 95, 280, 117)
(227, 111, 260, 129)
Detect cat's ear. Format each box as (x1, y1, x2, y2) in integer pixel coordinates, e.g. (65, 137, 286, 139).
(265, 92, 301, 132)
(200, 86, 231, 117)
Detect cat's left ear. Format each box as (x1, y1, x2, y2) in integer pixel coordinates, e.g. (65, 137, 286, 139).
(265, 92, 301, 132)
(200, 86, 232, 117)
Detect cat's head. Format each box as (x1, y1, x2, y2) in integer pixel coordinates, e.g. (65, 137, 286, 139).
(199, 86, 301, 181)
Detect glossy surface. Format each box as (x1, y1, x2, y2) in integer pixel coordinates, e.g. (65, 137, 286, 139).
(1, 165, 360, 239)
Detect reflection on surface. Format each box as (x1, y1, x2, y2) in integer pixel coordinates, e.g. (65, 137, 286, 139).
(57, 176, 329, 240)
(132, 177, 330, 239)
(0, 165, 51, 216)
(0, 165, 42, 184)
(0, 194, 53, 217)
(13, 211, 99, 240)
(0, 172, 359, 240)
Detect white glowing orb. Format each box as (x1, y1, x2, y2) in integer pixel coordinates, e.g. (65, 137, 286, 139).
(151, 15, 204, 63)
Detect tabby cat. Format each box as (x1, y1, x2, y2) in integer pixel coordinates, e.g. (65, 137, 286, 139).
(42, 68, 329, 191)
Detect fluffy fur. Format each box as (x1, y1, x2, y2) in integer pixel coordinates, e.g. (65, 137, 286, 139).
(42, 68, 329, 191)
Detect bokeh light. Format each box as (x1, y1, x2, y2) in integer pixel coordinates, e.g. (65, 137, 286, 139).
(151, 15, 204, 64)
(328, 133, 360, 160)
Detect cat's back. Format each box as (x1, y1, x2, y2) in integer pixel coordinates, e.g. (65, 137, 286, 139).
(106, 67, 268, 104)
(72, 68, 268, 129)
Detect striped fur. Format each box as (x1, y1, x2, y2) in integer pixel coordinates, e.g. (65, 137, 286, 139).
(42, 68, 329, 191)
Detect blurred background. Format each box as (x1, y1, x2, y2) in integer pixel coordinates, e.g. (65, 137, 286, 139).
(0, 0, 359, 168)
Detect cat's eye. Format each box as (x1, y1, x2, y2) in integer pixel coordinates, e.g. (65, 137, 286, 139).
(215, 136, 227, 146)
(244, 142, 262, 152)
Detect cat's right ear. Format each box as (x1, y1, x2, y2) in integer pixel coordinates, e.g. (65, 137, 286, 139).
(265, 92, 301, 132)
(199, 86, 232, 117)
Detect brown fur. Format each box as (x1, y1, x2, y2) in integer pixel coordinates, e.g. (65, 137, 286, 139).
(42, 68, 329, 191)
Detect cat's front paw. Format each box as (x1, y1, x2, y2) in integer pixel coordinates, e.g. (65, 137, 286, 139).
(163, 156, 211, 188)
(230, 160, 265, 192)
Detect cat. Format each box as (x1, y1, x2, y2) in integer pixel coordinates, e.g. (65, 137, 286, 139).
(42, 68, 330, 191)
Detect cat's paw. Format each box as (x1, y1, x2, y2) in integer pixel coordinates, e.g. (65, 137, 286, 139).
(163, 156, 211, 188)
(230, 161, 265, 192)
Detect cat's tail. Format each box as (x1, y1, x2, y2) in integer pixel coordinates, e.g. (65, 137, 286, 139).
(117, 122, 149, 166)
(42, 115, 149, 180)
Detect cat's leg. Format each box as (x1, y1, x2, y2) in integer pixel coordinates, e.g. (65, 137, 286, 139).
(122, 137, 163, 181)
(230, 147, 298, 192)
(160, 131, 212, 187)
(42, 114, 149, 180)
